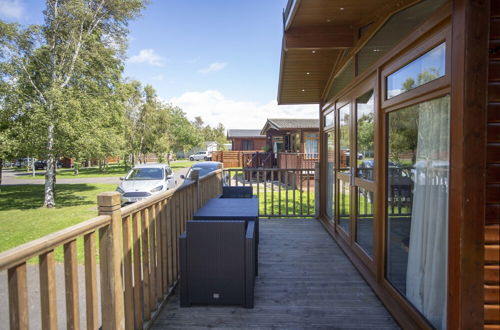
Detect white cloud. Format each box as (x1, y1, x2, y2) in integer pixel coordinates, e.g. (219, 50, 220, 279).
(198, 62, 227, 74)
(168, 90, 318, 130)
(129, 49, 164, 66)
(0, 0, 24, 20)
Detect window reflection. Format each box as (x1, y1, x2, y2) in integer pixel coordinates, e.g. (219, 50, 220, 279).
(386, 96, 450, 329)
(356, 0, 447, 75)
(356, 90, 375, 180)
(387, 43, 446, 99)
(338, 179, 350, 233)
(324, 111, 334, 127)
(339, 104, 350, 173)
(356, 187, 374, 257)
(328, 60, 354, 100)
(326, 131, 335, 221)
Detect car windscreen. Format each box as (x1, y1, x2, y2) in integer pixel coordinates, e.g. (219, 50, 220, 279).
(126, 168, 164, 180)
(186, 166, 216, 179)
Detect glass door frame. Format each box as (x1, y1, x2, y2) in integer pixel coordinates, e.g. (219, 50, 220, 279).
(333, 75, 378, 272)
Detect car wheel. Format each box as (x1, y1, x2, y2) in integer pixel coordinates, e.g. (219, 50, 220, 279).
(204, 156, 208, 161)
(189, 157, 194, 161)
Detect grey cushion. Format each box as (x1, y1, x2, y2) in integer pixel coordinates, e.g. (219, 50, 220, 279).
(221, 186, 253, 198)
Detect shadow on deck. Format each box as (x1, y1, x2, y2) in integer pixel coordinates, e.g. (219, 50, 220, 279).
(152, 219, 399, 329)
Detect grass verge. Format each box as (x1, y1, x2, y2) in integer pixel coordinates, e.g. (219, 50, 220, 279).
(0, 184, 116, 262)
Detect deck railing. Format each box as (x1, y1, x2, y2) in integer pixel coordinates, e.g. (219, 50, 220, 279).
(0, 170, 223, 330)
(242, 151, 275, 168)
(224, 167, 317, 218)
(277, 152, 318, 170)
(211, 150, 259, 168)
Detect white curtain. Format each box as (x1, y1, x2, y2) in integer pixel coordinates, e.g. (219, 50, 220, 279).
(305, 139, 318, 158)
(406, 96, 449, 329)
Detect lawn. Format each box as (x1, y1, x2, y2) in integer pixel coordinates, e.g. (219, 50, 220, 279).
(14, 161, 196, 180)
(258, 189, 315, 216)
(0, 184, 117, 262)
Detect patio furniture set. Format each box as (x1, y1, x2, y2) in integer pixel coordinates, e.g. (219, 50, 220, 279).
(179, 186, 258, 308)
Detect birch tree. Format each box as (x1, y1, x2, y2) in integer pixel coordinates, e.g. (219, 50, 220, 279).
(1, 0, 145, 207)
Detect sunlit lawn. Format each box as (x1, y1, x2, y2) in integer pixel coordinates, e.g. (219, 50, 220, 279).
(258, 190, 315, 216)
(0, 184, 116, 262)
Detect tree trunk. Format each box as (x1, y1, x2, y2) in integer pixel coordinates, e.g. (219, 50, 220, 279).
(0, 159, 3, 187)
(44, 124, 56, 208)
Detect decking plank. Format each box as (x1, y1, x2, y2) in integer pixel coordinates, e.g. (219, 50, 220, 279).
(152, 219, 399, 329)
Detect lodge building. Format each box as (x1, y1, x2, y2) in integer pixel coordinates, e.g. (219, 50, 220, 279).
(278, 0, 499, 328)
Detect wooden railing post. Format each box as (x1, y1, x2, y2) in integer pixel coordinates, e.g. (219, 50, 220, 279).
(8, 263, 28, 330)
(98, 192, 125, 330)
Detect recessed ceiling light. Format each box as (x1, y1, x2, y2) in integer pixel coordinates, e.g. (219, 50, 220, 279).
(302, 89, 306, 92)
(312, 50, 316, 54)
(306, 72, 310, 75)
(373, 48, 381, 52)
(340, 7, 345, 11)
(326, 19, 331, 22)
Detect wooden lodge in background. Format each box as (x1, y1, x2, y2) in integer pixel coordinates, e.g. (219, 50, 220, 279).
(217, 118, 321, 170)
(227, 129, 266, 151)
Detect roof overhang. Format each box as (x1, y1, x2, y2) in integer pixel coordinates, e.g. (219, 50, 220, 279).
(261, 120, 279, 136)
(278, 0, 417, 105)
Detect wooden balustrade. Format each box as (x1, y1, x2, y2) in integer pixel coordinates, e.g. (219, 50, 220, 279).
(223, 168, 317, 218)
(0, 169, 223, 330)
(277, 153, 318, 170)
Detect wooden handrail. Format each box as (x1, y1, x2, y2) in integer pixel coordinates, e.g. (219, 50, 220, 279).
(0, 215, 111, 270)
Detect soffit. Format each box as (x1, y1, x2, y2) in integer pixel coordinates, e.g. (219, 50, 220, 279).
(291, 0, 395, 29)
(278, 0, 398, 105)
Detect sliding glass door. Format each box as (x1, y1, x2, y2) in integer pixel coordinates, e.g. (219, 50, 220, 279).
(332, 81, 377, 263)
(354, 90, 375, 258)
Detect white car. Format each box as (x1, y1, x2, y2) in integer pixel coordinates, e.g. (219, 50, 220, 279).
(189, 151, 212, 161)
(116, 164, 177, 204)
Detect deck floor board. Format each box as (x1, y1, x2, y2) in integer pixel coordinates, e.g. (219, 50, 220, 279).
(152, 219, 399, 329)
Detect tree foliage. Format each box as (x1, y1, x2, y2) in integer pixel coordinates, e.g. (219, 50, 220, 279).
(192, 116, 228, 151)
(0, 0, 146, 207)
(123, 82, 202, 163)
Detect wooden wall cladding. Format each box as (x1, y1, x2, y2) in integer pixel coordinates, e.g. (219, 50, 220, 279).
(485, 4, 500, 327)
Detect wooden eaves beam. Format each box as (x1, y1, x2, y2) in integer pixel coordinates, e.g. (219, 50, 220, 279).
(284, 26, 354, 50)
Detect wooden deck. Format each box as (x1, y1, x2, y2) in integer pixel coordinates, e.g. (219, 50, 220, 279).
(152, 219, 399, 329)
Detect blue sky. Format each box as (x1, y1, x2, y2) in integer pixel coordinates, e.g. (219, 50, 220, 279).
(0, 0, 317, 129)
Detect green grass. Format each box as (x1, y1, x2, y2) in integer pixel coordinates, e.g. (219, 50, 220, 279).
(0, 184, 116, 262)
(258, 189, 315, 216)
(14, 161, 196, 180)
(170, 160, 196, 169)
